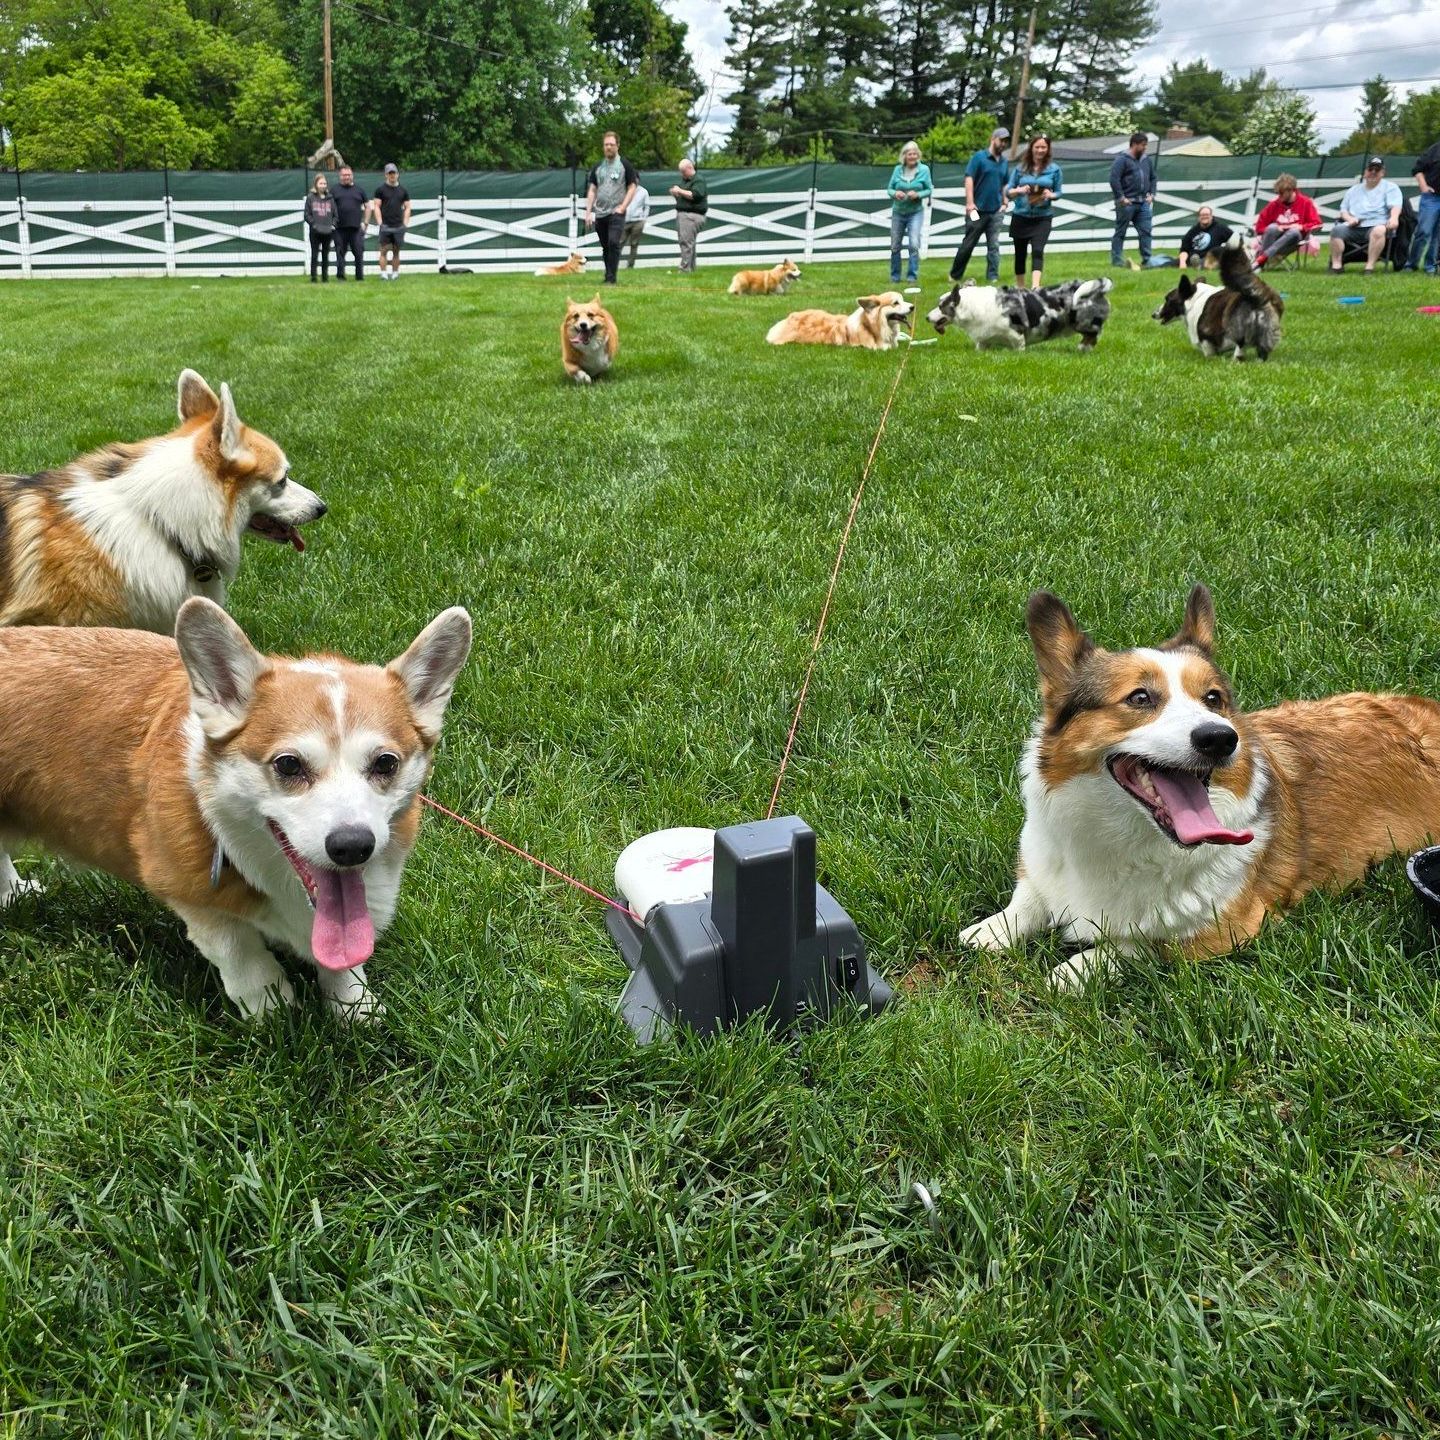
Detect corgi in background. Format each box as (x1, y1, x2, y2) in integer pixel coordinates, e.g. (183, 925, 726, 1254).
(729, 259, 802, 296)
(536, 252, 587, 277)
(561, 295, 619, 383)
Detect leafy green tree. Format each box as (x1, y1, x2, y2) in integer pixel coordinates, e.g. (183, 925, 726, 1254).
(3, 56, 212, 168)
(225, 48, 312, 167)
(586, 0, 701, 166)
(1232, 89, 1320, 157)
(1135, 59, 1268, 144)
(1400, 85, 1440, 152)
(917, 112, 998, 161)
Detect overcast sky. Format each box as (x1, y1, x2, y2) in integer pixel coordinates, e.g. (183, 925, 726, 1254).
(671, 0, 1440, 148)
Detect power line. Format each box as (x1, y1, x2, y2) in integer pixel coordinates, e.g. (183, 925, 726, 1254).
(1152, 0, 1421, 43)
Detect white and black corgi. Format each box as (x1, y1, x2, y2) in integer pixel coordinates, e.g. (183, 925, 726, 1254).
(0, 370, 325, 631)
(962, 586, 1440, 988)
(927, 277, 1113, 350)
(0, 598, 472, 1019)
(1151, 244, 1283, 360)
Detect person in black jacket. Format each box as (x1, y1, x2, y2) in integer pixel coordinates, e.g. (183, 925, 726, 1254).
(1177, 205, 1233, 269)
(332, 166, 369, 282)
(304, 174, 338, 282)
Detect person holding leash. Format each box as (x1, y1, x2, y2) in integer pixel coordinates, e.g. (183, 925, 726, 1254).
(371, 163, 412, 281)
(949, 126, 1009, 284)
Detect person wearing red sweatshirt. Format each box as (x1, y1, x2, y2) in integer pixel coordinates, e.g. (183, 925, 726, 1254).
(1252, 174, 1322, 268)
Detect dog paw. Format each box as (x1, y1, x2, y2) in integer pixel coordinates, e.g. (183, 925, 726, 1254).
(1047, 949, 1113, 992)
(234, 973, 296, 1019)
(958, 913, 1011, 951)
(0, 875, 44, 908)
(570, 370, 592, 384)
(327, 989, 384, 1025)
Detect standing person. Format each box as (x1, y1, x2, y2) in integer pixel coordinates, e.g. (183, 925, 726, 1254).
(949, 126, 1009, 283)
(1109, 132, 1155, 268)
(622, 181, 651, 268)
(304, 173, 338, 283)
(1251, 174, 1321, 269)
(584, 132, 639, 285)
(1006, 135, 1062, 289)
(1176, 205, 1233, 269)
(371, 163, 412, 281)
(1403, 136, 1440, 275)
(669, 159, 708, 273)
(1329, 157, 1402, 274)
(886, 141, 933, 287)
(332, 165, 368, 282)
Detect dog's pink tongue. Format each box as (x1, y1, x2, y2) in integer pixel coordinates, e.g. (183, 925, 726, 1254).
(310, 868, 374, 970)
(1149, 769, 1254, 846)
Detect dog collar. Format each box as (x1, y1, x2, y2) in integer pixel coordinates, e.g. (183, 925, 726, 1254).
(210, 842, 230, 889)
(157, 523, 223, 585)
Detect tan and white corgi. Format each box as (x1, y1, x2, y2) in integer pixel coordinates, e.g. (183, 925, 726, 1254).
(536, 251, 587, 277)
(766, 292, 914, 349)
(963, 586, 1440, 988)
(561, 295, 619, 383)
(0, 598, 472, 1020)
(0, 370, 324, 632)
(728, 259, 802, 296)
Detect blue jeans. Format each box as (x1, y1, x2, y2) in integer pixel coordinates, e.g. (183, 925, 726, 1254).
(1111, 200, 1152, 264)
(890, 209, 923, 282)
(1406, 191, 1440, 272)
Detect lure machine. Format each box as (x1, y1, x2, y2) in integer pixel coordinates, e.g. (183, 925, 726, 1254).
(605, 816, 893, 1043)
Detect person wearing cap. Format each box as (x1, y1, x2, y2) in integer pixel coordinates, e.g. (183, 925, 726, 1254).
(949, 126, 1010, 283)
(585, 131, 639, 285)
(1329, 157, 1402, 274)
(331, 166, 369, 281)
(371, 163, 412, 281)
(886, 140, 933, 286)
(1109, 132, 1155, 268)
(1403, 136, 1440, 275)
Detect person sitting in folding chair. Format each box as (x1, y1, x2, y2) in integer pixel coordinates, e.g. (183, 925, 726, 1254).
(1252, 174, 1321, 269)
(1329, 157, 1402, 275)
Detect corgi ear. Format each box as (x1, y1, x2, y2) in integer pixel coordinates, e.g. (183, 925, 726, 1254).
(177, 369, 218, 421)
(1166, 584, 1216, 654)
(389, 607, 473, 737)
(1026, 591, 1095, 700)
(857, 295, 880, 311)
(175, 598, 270, 739)
(211, 382, 243, 462)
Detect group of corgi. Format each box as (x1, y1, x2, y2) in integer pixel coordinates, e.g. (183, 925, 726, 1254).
(0, 372, 471, 1020)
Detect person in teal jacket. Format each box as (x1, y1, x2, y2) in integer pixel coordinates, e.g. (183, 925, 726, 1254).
(887, 141, 933, 285)
(1006, 135, 1063, 288)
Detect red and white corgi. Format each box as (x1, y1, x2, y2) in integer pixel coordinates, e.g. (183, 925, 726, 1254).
(0, 598, 472, 1019)
(0, 369, 324, 632)
(765, 292, 914, 349)
(964, 586, 1440, 988)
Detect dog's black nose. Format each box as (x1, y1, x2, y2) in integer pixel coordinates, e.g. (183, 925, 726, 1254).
(1191, 723, 1238, 760)
(325, 825, 375, 867)
(314, 499, 328, 518)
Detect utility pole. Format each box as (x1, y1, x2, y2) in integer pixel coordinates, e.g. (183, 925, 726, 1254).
(1009, 5, 1038, 161)
(323, 0, 335, 147)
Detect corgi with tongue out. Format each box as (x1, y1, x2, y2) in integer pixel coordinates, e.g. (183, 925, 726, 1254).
(962, 585, 1440, 990)
(0, 597, 471, 1020)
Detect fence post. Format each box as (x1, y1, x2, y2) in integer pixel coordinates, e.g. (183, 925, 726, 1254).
(568, 165, 578, 249)
(1245, 150, 1266, 229)
(804, 146, 819, 263)
(300, 165, 309, 277)
(438, 165, 447, 271)
(162, 151, 177, 277)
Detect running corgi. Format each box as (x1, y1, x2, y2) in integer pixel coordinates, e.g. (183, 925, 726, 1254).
(561, 295, 619, 383)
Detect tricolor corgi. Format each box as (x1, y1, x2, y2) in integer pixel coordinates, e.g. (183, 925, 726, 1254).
(962, 586, 1440, 988)
(728, 259, 802, 296)
(0, 369, 324, 632)
(766, 292, 913, 349)
(562, 295, 619, 383)
(536, 251, 587, 277)
(0, 598, 472, 1020)
(1151, 244, 1283, 361)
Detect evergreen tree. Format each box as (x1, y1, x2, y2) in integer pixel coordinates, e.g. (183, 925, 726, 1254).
(1135, 59, 1267, 144)
(1400, 85, 1440, 152)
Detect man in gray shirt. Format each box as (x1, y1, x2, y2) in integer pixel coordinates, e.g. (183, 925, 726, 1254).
(584, 131, 639, 285)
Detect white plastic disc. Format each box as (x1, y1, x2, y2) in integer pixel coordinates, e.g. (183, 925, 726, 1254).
(615, 827, 715, 922)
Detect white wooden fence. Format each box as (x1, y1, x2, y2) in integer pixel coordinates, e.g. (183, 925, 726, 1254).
(0, 171, 1418, 279)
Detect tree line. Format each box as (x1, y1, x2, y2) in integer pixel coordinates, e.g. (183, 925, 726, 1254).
(1, 0, 1437, 172)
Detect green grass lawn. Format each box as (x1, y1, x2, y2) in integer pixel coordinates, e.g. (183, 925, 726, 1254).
(3, 254, 1440, 1437)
